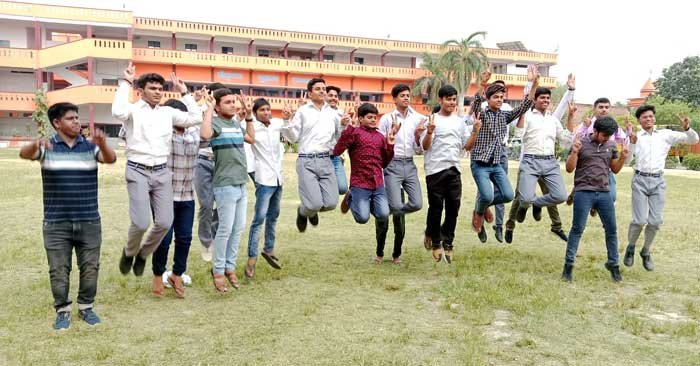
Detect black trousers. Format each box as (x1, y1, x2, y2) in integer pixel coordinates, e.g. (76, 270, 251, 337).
(425, 167, 462, 250)
(375, 214, 405, 258)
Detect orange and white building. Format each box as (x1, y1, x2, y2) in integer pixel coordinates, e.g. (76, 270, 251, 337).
(0, 1, 558, 139)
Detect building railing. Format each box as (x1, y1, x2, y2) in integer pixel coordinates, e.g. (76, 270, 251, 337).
(0, 1, 132, 24)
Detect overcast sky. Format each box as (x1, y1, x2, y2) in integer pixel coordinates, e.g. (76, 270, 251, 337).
(27, 0, 698, 104)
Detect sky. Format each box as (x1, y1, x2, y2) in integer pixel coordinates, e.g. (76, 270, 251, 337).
(25, 0, 699, 104)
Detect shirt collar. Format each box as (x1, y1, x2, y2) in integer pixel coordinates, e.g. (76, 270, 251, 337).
(135, 99, 160, 110)
(640, 127, 657, 136)
(51, 133, 85, 147)
(392, 107, 415, 118)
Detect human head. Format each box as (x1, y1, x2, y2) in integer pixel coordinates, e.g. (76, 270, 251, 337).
(357, 103, 379, 128)
(253, 98, 272, 123)
(206, 82, 226, 92)
(438, 85, 458, 115)
(593, 97, 611, 118)
(325, 86, 341, 108)
(136, 73, 166, 106)
(391, 84, 411, 109)
(635, 105, 656, 131)
(533, 87, 552, 112)
(214, 88, 237, 119)
(48, 102, 80, 139)
(485, 84, 506, 110)
(307, 77, 326, 104)
(592, 116, 618, 143)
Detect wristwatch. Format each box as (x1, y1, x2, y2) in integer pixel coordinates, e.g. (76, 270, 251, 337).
(181, 91, 190, 97)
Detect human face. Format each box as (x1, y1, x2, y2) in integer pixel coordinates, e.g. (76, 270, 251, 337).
(215, 94, 237, 119)
(394, 90, 410, 109)
(534, 93, 551, 112)
(139, 81, 163, 106)
(594, 102, 611, 118)
(326, 89, 339, 108)
(439, 95, 457, 114)
(255, 105, 272, 124)
(359, 113, 378, 129)
(638, 110, 656, 131)
(487, 91, 505, 110)
(53, 110, 81, 139)
(308, 82, 326, 104)
(592, 131, 611, 144)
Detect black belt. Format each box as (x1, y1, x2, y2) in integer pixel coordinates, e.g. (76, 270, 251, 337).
(393, 156, 413, 162)
(298, 152, 330, 158)
(127, 160, 168, 171)
(635, 170, 662, 178)
(198, 154, 214, 161)
(523, 154, 556, 160)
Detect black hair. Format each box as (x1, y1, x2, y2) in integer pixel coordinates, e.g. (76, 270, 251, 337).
(593, 116, 619, 136)
(163, 99, 188, 112)
(485, 84, 506, 99)
(493, 80, 506, 87)
(307, 77, 326, 92)
(358, 103, 378, 117)
(635, 105, 656, 119)
(253, 98, 271, 114)
(432, 105, 441, 114)
(206, 82, 227, 92)
(534, 87, 551, 99)
(438, 84, 458, 99)
(594, 97, 611, 107)
(214, 88, 235, 105)
(391, 84, 411, 98)
(48, 102, 79, 127)
(326, 85, 341, 95)
(136, 73, 166, 89)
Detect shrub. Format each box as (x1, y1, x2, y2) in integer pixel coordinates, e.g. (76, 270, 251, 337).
(683, 154, 700, 171)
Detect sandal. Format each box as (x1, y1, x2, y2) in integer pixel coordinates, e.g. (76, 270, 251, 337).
(211, 270, 228, 293)
(423, 235, 432, 251)
(261, 251, 282, 270)
(244, 263, 256, 280)
(374, 256, 383, 264)
(392, 257, 402, 265)
(432, 249, 443, 262)
(224, 270, 240, 289)
(444, 250, 453, 264)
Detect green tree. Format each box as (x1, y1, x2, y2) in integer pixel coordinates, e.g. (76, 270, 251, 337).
(642, 95, 700, 130)
(411, 52, 448, 109)
(440, 32, 489, 114)
(32, 89, 53, 138)
(655, 56, 700, 108)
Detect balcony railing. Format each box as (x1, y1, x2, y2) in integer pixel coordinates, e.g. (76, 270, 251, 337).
(0, 47, 36, 68)
(0, 91, 35, 111)
(39, 39, 131, 68)
(0, 1, 132, 24)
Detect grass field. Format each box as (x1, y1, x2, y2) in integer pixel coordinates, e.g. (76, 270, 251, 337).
(1, 148, 699, 365)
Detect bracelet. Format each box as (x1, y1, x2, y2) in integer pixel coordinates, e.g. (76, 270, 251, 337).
(245, 118, 253, 122)
(119, 78, 133, 85)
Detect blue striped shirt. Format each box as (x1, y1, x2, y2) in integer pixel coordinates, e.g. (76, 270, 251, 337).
(39, 134, 100, 222)
(211, 116, 247, 187)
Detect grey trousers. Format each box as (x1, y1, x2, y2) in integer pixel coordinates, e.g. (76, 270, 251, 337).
(296, 156, 338, 217)
(628, 173, 666, 253)
(506, 168, 563, 231)
(125, 165, 174, 258)
(383, 158, 423, 214)
(517, 156, 567, 209)
(194, 157, 218, 248)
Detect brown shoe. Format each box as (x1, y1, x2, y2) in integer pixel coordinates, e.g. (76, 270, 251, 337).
(423, 235, 432, 251)
(340, 192, 351, 214)
(224, 270, 240, 289)
(151, 275, 164, 297)
(392, 257, 402, 265)
(472, 211, 484, 233)
(167, 273, 185, 298)
(211, 270, 228, 293)
(484, 207, 494, 223)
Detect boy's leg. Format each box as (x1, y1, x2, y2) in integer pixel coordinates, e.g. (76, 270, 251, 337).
(125, 166, 152, 257)
(332, 156, 348, 195)
(43, 222, 73, 312)
(402, 161, 423, 213)
(248, 185, 274, 259)
(140, 168, 174, 257)
(151, 224, 173, 277)
(225, 185, 248, 273)
(194, 157, 216, 249)
(75, 220, 102, 310)
(318, 157, 339, 212)
(441, 168, 462, 250)
(425, 170, 446, 247)
(263, 186, 283, 255)
(349, 187, 372, 224)
(596, 191, 619, 266)
(212, 186, 236, 275)
(564, 191, 595, 265)
(296, 157, 324, 218)
(172, 201, 195, 276)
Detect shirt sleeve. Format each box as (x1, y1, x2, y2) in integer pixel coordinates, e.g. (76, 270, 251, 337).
(556, 117, 573, 148)
(281, 108, 303, 143)
(111, 80, 133, 122)
(332, 125, 355, 156)
(667, 128, 700, 146)
(552, 89, 574, 121)
(507, 97, 534, 123)
(381, 139, 395, 168)
(172, 94, 203, 127)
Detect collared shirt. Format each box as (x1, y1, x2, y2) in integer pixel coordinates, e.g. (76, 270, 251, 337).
(112, 80, 202, 166)
(239, 118, 256, 173)
(170, 128, 199, 201)
(481, 101, 513, 145)
(211, 116, 247, 187)
(38, 134, 100, 222)
(378, 107, 425, 158)
(516, 108, 573, 155)
(630, 127, 699, 174)
(282, 102, 342, 154)
(571, 133, 618, 192)
(328, 106, 345, 150)
(251, 118, 285, 187)
(420, 113, 469, 176)
(471, 92, 533, 164)
(332, 125, 394, 190)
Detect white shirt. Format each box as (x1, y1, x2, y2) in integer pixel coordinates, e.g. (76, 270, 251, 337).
(112, 80, 202, 166)
(516, 109, 573, 155)
(629, 127, 699, 174)
(251, 118, 285, 186)
(328, 106, 344, 149)
(378, 107, 425, 158)
(282, 102, 341, 154)
(421, 113, 469, 176)
(239, 118, 256, 173)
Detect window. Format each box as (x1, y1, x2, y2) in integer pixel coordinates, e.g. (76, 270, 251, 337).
(185, 43, 197, 52)
(353, 57, 364, 65)
(258, 49, 270, 57)
(147, 40, 161, 49)
(50, 32, 82, 43)
(515, 64, 528, 68)
(0, 40, 9, 47)
(221, 46, 234, 55)
(323, 54, 334, 63)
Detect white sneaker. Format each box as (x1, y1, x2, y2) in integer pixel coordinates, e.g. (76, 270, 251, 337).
(163, 271, 192, 287)
(201, 245, 213, 262)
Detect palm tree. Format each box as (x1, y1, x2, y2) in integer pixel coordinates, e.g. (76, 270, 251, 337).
(411, 52, 448, 109)
(440, 32, 490, 115)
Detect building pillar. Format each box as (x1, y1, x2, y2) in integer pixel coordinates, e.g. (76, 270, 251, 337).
(86, 25, 93, 38)
(87, 57, 94, 85)
(171, 33, 176, 50)
(127, 27, 133, 41)
(33, 22, 41, 49)
(88, 103, 95, 132)
(350, 49, 356, 64)
(380, 51, 389, 66)
(209, 36, 215, 53)
(318, 46, 325, 61)
(248, 40, 254, 56)
(283, 43, 289, 58)
(410, 57, 416, 68)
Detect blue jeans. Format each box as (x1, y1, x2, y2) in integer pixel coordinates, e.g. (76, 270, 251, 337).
(471, 160, 514, 215)
(194, 157, 217, 248)
(349, 186, 390, 224)
(332, 155, 348, 195)
(475, 147, 508, 226)
(247, 184, 283, 258)
(609, 172, 617, 202)
(212, 185, 247, 275)
(152, 200, 195, 276)
(565, 190, 619, 266)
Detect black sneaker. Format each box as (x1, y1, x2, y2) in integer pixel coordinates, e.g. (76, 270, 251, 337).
(551, 228, 568, 242)
(562, 263, 573, 282)
(296, 211, 308, 232)
(309, 213, 319, 226)
(494, 226, 503, 243)
(505, 229, 513, 244)
(605, 263, 623, 282)
(516, 207, 528, 223)
(532, 205, 542, 221)
(477, 225, 487, 243)
(132, 254, 146, 276)
(119, 248, 134, 275)
(640, 252, 654, 271)
(78, 308, 101, 326)
(623, 245, 635, 267)
(54, 311, 71, 330)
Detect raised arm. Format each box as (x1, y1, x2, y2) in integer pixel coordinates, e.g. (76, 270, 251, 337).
(610, 145, 628, 174)
(668, 114, 700, 145)
(382, 122, 398, 168)
(464, 113, 481, 151)
(553, 73, 575, 121)
(170, 73, 203, 128)
(280, 104, 302, 143)
(19, 138, 51, 160)
(199, 94, 215, 140)
(566, 133, 582, 173)
(237, 94, 255, 144)
(508, 74, 538, 122)
(331, 125, 355, 156)
(112, 62, 135, 122)
(92, 129, 117, 164)
(421, 114, 436, 151)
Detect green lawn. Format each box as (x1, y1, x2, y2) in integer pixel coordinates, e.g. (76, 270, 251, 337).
(1, 148, 699, 366)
